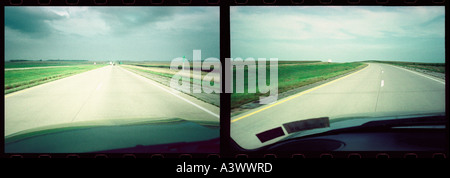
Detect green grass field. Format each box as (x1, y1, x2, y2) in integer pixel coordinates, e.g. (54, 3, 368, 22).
(122, 61, 217, 72)
(122, 61, 172, 69)
(121, 63, 221, 107)
(121, 62, 220, 88)
(5, 64, 106, 95)
(122, 65, 174, 78)
(230, 61, 366, 109)
(4, 60, 99, 69)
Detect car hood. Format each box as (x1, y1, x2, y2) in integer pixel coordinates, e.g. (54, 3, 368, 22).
(5, 118, 219, 153)
(282, 111, 446, 141)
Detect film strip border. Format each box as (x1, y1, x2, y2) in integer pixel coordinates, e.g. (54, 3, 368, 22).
(2, 0, 447, 5)
(4, 152, 448, 159)
(4, 0, 221, 5)
(1, 0, 448, 159)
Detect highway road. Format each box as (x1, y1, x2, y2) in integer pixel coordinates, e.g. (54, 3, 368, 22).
(5, 65, 219, 137)
(231, 63, 446, 150)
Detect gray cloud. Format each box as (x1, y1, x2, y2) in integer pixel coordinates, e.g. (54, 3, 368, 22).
(93, 7, 177, 35)
(5, 7, 63, 37)
(231, 6, 445, 63)
(4, 7, 219, 61)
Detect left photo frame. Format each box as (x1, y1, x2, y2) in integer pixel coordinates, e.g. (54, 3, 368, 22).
(4, 6, 221, 154)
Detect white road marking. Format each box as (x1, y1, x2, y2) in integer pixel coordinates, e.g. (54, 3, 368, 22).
(119, 67, 220, 119)
(389, 65, 445, 85)
(381, 80, 384, 87)
(96, 83, 103, 90)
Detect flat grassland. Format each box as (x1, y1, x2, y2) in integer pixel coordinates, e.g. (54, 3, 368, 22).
(120, 61, 221, 107)
(4, 60, 98, 69)
(120, 61, 220, 86)
(230, 61, 367, 109)
(4, 60, 106, 95)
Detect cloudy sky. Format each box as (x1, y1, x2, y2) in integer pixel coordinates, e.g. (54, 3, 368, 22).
(231, 6, 445, 63)
(5, 6, 219, 61)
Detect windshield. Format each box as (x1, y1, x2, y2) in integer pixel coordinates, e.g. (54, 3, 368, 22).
(4, 6, 220, 153)
(230, 6, 446, 150)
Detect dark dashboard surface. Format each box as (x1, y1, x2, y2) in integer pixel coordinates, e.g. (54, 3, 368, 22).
(264, 129, 446, 152)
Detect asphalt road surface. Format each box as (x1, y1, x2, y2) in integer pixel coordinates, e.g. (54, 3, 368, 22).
(5, 65, 219, 137)
(231, 63, 446, 149)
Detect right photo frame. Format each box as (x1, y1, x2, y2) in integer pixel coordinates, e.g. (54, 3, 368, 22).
(228, 5, 446, 158)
